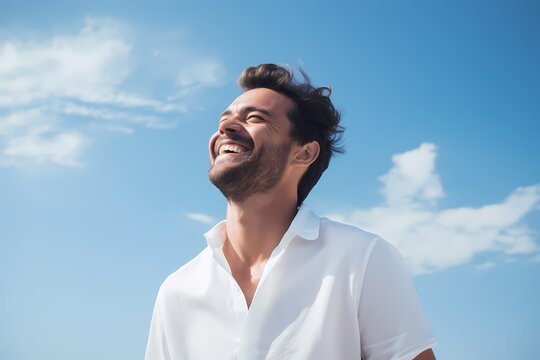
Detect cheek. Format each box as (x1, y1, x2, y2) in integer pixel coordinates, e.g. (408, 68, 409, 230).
(208, 132, 220, 158)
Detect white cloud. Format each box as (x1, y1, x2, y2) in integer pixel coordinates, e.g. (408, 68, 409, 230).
(0, 17, 224, 168)
(177, 59, 225, 89)
(61, 103, 178, 129)
(0, 17, 132, 107)
(0, 108, 87, 167)
(3, 129, 87, 168)
(476, 261, 496, 271)
(380, 143, 444, 205)
(91, 125, 134, 135)
(327, 143, 540, 274)
(186, 212, 215, 225)
(0, 108, 45, 136)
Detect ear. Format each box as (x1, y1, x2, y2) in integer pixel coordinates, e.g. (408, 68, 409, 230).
(292, 141, 320, 168)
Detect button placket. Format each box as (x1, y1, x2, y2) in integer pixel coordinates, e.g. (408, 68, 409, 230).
(213, 246, 249, 338)
(229, 276, 248, 327)
(236, 232, 297, 359)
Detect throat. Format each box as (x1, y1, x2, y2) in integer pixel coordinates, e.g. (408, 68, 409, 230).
(224, 245, 268, 308)
(234, 271, 261, 308)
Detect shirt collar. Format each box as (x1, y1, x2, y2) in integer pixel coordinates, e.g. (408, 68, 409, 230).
(203, 204, 320, 249)
(204, 220, 227, 249)
(287, 204, 320, 241)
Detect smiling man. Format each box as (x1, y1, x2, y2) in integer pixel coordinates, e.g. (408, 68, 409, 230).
(145, 64, 437, 360)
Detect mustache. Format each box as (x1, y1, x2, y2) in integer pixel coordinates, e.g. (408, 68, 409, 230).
(216, 132, 254, 151)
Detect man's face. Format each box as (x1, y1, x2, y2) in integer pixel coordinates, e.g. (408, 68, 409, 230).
(208, 88, 296, 202)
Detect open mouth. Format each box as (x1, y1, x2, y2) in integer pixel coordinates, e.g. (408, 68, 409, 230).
(214, 136, 253, 160)
(218, 143, 249, 155)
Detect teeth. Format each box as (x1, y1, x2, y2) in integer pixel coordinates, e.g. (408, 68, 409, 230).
(219, 144, 246, 155)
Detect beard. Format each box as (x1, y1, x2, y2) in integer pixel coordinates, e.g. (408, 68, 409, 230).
(208, 141, 292, 203)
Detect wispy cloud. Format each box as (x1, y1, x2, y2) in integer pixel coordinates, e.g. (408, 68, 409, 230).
(3, 129, 87, 168)
(185, 212, 215, 225)
(0, 108, 88, 168)
(60, 103, 177, 129)
(0, 16, 225, 168)
(176, 59, 225, 92)
(0, 17, 132, 108)
(327, 143, 540, 274)
(476, 261, 496, 271)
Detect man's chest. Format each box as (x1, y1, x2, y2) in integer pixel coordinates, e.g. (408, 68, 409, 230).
(163, 253, 362, 360)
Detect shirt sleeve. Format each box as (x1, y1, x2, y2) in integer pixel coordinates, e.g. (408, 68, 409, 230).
(358, 238, 437, 360)
(145, 287, 172, 360)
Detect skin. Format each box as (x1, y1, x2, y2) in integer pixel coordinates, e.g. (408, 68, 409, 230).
(208, 87, 436, 360)
(209, 88, 319, 307)
(415, 349, 436, 360)
(208, 118, 292, 203)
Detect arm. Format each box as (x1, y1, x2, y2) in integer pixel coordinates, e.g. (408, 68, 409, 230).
(145, 287, 172, 360)
(413, 349, 436, 360)
(358, 239, 437, 360)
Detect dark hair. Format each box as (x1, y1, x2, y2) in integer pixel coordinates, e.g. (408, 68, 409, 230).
(238, 63, 344, 207)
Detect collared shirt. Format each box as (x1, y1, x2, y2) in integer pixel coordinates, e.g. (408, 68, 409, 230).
(145, 206, 437, 360)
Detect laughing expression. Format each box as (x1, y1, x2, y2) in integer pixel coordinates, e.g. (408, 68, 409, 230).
(208, 88, 295, 202)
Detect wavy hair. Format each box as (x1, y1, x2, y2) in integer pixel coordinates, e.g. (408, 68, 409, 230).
(238, 64, 344, 207)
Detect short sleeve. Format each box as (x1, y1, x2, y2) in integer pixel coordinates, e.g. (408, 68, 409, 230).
(145, 286, 172, 360)
(358, 239, 437, 360)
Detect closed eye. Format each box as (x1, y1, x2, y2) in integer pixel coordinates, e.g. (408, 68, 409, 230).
(247, 114, 265, 122)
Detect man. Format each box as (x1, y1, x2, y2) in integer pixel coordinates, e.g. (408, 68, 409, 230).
(146, 64, 437, 359)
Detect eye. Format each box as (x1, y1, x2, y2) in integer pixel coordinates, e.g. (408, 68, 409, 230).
(247, 114, 264, 122)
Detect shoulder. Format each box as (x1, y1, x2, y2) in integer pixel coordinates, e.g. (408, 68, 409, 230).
(318, 216, 382, 255)
(298, 216, 390, 286)
(158, 247, 214, 297)
(316, 216, 410, 280)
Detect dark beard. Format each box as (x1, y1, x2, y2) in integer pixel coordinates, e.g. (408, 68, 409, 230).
(208, 142, 291, 203)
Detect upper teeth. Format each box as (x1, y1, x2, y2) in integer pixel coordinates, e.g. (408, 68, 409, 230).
(219, 144, 246, 155)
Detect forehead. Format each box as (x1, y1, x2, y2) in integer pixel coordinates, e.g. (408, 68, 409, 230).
(226, 88, 294, 116)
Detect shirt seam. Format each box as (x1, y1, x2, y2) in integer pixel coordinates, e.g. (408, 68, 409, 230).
(394, 339, 438, 360)
(355, 236, 381, 306)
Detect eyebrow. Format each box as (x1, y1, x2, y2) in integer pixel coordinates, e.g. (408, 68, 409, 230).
(220, 106, 274, 119)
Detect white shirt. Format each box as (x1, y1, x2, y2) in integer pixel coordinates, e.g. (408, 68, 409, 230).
(145, 206, 437, 360)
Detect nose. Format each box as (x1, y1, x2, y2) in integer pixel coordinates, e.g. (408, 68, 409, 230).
(218, 115, 243, 135)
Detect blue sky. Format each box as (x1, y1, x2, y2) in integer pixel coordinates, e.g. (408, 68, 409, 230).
(1, 1, 539, 359)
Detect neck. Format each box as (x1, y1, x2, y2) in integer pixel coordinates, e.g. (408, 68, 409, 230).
(224, 189, 298, 266)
